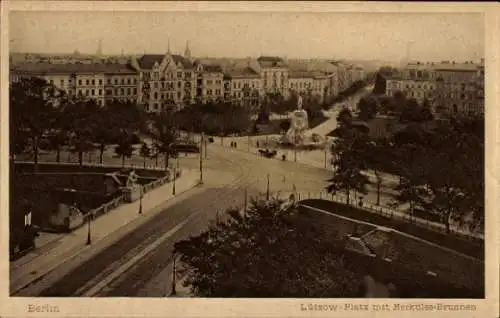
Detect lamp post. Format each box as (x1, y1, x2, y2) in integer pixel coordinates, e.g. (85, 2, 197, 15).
(294, 130, 297, 162)
(139, 185, 143, 214)
(86, 212, 92, 245)
(204, 137, 208, 159)
(324, 145, 328, 169)
(266, 173, 270, 200)
(199, 132, 204, 185)
(170, 251, 177, 296)
(173, 157, 179, 195)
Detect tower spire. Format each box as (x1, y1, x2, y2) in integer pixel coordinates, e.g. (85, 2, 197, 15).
(96, 39, 103, 56)
(184, 40, 191, 59)
(167, 38, 171, 54)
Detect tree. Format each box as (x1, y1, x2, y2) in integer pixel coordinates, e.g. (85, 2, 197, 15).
(10, 77, 61, 172)
(174, 199, 362, 297)
(336, 107, 353, 128)
(139, 142, 151, 168)
(425, 122, 483, 233)
(114, 136, 135, 167)
(357, 95, 378, 121)
(365, 138, 391, 206)
(391, 144, 431, 217)
(327, 136, 370, 205)
(152, 112, 177, 169)
(66, 98, 100, 166)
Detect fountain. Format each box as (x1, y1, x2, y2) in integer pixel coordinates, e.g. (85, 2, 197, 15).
(280, 95, 325, 148)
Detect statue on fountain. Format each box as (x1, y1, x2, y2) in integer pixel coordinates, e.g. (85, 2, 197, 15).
(282, 95, 310, 145)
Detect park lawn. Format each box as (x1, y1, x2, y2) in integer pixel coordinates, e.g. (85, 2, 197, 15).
(299, 199, 483, 260)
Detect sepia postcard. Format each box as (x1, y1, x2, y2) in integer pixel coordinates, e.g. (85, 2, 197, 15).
(0, 1, 499, 318)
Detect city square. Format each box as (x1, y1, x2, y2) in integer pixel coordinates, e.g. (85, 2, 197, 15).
(7, 8, 486, 303)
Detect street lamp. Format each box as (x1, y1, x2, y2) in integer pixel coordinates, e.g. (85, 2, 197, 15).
(172, 157, 179, 195)
(266, 173, 270, 200)
(199, 132, 204, 185)
(86, 212, 92, 245)
(139, 185, 143, 214)
(204, 137, 208, 159)
(170, 251, 177, 296)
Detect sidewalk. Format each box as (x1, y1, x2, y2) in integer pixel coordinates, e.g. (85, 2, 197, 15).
(10, 170, 200, 295)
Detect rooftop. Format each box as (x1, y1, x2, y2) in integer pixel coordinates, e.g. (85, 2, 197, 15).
(136, 54, 193, 70)
(225, 67, 260, 78)
(11, 62, 137, 75)
(257, 56, 287, 68)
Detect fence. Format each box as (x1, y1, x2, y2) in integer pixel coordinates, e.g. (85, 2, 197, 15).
(83, 168, 183, 223)
(253, 189, 483, 242)
(15, 160, 169, 172)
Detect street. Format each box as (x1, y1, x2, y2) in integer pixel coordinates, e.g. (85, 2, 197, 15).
(20, 140, 339, 297)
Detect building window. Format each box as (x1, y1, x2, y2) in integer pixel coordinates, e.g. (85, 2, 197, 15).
(133, 88, 137, 95)
(127, 78, 131, 85)
(99, 89, 102, 95)
(86, 90, 89, 96)
(177, 92, 181, 99)
(91, 79, 95, 85)
(121, 88, 125, 96)
(60, 79, 64, 86)
(115, 88, 119, 95)
(127, 88, 131, 95)
(177, 72, 182, 78)
(114, 79, 118, 85)
(107, 78, 111, 84)
(99, 79, 103, 85)
(106, 89, 112, 95)
(154, 82, 158, 89)
(178, 81, 182, 88)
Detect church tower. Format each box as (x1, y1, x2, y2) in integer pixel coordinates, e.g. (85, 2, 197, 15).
(96, 39, 103, 56)
(184, 40, 191, 59)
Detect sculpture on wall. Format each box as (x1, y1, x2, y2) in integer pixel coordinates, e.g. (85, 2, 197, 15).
(126, 170, 139, 188)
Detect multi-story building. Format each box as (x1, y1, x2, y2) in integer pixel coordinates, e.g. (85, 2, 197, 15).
(131, 52, 195, 112)
(288, 71, 314, 95)
(104, 64, 139, 104)
(330, 61, 348, 92)
(75, 71, 106, 106)
(224, 66, 260, 108)
(385, 63, 437, 104)
(384, 60, 484, 117)
(194, 62, 224, 104)
(434, 61, 484, 116)
(351, 65, 366, 83)
(256, 56, 289, 98)
(10, 63, 137, 107)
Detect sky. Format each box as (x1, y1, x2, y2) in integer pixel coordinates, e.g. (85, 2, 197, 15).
(9, 11, 484, 62)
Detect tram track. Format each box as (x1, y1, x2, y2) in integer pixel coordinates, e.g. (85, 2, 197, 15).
(37, 147, 256, 297)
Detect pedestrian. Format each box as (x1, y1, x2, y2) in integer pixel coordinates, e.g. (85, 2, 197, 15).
(358, 196, 364, 208)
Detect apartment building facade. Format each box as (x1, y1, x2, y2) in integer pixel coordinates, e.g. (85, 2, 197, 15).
(256, 56, 289, 98)
(131, 53, 196, 112)
(434, 61, 484, 116)
(10, 63, 139, 107)
(384, 60, 484, 116)
(224, 67, 260, 108)
(194, 62, 224, 104)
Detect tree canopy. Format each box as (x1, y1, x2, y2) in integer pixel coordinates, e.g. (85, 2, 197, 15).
(174, 199, 363, 297)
